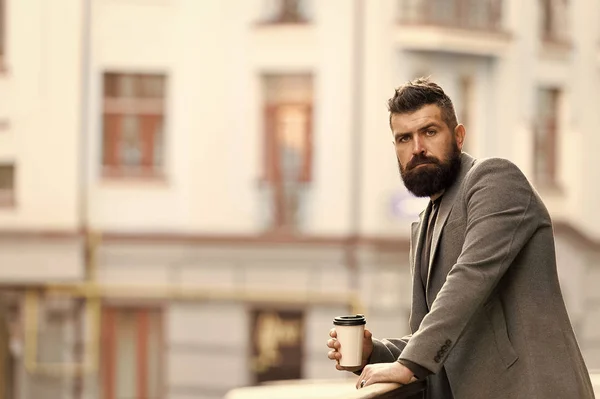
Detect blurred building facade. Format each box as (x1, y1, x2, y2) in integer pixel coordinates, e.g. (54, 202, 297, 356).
(0, 0, 599, 398)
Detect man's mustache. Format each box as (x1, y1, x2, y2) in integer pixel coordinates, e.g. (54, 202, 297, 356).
(406, 155, 440, 171)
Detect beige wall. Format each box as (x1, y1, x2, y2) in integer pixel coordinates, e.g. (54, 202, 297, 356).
(0, 0, 82, 231)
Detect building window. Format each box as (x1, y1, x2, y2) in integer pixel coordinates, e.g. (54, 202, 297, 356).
(534, 87, 561, 187)
(102, 73, 166, 179)
(399, 0, 503, 31)
(261, 0, 312, 24)
(0, 164, 14, 207)
(262, 74, 313, 231)
(101, 307, 163, 399)
(540, 0, 569, 44)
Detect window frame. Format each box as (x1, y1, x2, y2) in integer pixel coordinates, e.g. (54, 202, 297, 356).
(263, 102, 313, 230)
(533, 87, 561, 188)
(101, 72, 167, 180)
(101, 306, 165, 399)
(539, 0, 570, 44)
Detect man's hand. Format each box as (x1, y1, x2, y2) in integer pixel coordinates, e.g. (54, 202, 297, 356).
(326, 328, 373, 372)
(356, 361, 416, 389)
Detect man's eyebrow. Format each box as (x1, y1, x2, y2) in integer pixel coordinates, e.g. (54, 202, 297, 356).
(418, 122, 442, 132)
(394, 122, 442, 138)
(394, 132, 410, 140)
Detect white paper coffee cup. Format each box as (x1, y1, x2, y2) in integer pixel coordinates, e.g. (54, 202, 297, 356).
(333, 314, 366, 367)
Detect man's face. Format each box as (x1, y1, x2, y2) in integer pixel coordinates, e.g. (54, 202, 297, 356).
(391, 104, 465, 198)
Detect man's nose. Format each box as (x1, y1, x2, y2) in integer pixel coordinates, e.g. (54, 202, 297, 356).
(412, 137, 426, 155)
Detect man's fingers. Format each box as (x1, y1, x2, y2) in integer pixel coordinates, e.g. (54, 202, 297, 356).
(356, 365, 370, 389)
(326, 338, 340, 350)
(328, 350, 341, 360)
(329, 328, 337, 338)
(364, 329, 372, 339)
(356, 376, 367, 389)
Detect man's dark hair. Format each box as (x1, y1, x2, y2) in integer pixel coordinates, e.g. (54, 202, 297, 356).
(387, 77, 458, 131)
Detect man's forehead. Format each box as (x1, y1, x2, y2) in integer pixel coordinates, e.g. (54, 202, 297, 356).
(391, 105, 443, 131)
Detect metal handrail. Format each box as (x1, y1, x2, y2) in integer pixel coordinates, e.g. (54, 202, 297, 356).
(334, 381, 427, 399)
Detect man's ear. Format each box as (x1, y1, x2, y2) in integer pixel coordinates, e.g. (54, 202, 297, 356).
(454, 124, 466, 150)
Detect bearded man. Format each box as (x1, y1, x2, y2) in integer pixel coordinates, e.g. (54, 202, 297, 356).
(326, 78, 594, 398)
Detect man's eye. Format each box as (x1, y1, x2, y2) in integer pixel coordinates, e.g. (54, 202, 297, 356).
(426, 130, 436, 136)
(397, 136, 410, 143)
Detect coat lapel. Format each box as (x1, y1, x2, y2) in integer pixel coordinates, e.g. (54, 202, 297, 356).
(409, 206, 430, 332)
(426, 153, 476, 302)
(410, 220, 422, 273)
(410, 222, 418, 269)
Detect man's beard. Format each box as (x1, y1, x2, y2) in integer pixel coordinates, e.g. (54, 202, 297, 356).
(398, 141, 462, 197)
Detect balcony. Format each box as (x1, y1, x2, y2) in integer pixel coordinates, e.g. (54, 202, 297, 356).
(258, 181, 311, 233)
(399, 0, 502, 31)
(395, 0, 511, 57)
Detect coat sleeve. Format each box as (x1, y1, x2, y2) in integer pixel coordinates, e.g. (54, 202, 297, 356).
(352, 334, 412, 376)
(398, 158, 543, 374)
(369, 335, 411, 363)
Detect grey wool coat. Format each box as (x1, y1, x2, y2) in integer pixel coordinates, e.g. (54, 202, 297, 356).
(369, 153, 595, 398)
